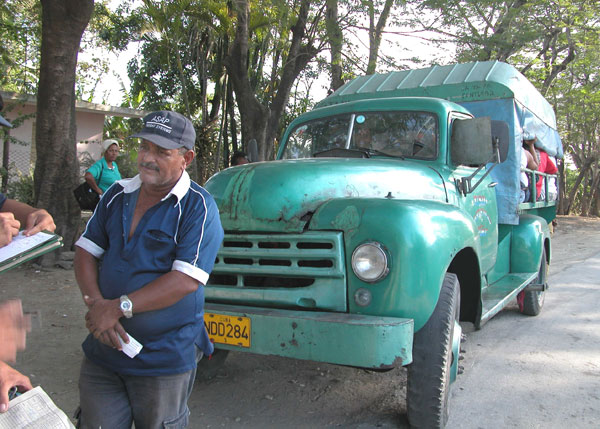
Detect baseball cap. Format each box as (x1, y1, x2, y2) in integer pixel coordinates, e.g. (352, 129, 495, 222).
(102, 139, 119, 152)
(131, 110, 196, 150)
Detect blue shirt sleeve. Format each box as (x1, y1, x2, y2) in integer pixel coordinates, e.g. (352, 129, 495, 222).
(172, 189, 223, 285)
(0, 193, 6, 210)
(76, 185, 120, 257)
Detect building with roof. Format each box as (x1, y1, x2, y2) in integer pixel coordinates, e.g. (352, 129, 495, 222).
(0, 91, 147, 178)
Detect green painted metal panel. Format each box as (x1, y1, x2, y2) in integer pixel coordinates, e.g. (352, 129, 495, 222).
(205, 303, 414, 368)
(486, 224, 512, 284)
(205, 157, 448, 233)
(511, 214, 548, 273)
(309, 198, 481, 331)
(448, 165, 499, 274)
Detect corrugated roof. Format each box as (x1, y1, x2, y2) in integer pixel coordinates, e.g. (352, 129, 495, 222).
(318, 61, 556, 129)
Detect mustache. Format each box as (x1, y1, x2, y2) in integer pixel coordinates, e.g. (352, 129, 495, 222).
(139, 162, 160, 172)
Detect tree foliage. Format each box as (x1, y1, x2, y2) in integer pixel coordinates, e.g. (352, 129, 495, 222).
(403, 0, 600, 215)
(0, 0, 42, 92)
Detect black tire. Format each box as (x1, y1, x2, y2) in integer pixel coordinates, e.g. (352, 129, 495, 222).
(518, 247, 547, 316)
(407, 273, 461, 429)
(195, 349, 229, 381)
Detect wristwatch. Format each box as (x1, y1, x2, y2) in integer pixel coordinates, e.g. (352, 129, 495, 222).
(119, 295, 133, 318)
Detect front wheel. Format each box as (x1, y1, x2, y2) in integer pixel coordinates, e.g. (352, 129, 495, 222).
(518, 247, 548, 316)
(407, 273, 461, 428)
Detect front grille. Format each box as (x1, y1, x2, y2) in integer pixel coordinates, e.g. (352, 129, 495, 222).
(207, 231, 345, 288)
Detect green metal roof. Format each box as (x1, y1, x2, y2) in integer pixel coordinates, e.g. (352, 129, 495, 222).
(317, 61, 556, 129)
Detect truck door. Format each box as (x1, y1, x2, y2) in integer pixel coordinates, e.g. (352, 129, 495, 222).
(449, 114, 499, 274)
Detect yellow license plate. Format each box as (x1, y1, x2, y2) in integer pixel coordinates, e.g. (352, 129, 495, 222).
(204, 313, 251, 348)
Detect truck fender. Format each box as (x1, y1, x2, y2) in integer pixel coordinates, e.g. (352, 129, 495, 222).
(309, 198, 482, 331)
(511, 214, 550, 273)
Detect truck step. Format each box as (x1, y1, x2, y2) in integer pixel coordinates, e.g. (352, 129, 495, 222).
(479, 272, 538, 326)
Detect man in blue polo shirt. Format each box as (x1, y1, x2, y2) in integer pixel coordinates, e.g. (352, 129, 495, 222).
(74, 110, 223, 429)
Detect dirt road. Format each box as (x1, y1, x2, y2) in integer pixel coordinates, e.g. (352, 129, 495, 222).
(2, 215, 599, 428)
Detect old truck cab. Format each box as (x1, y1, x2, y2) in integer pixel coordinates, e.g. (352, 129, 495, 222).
(202, 61, 562, 427)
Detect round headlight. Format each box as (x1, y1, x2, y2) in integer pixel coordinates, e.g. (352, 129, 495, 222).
(351, 242, 389, 283)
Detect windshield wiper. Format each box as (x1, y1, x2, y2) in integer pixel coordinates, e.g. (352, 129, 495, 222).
(312, 147, 405, 159)
(312, 148, 369, 158)
(361, 148, 405, 159)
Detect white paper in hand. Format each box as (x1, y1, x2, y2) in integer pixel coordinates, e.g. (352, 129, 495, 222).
(118, 333, 143, 358)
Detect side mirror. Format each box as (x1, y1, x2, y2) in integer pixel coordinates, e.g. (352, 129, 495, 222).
(452, 117, 509, 195)
(451, 117, 493, 166)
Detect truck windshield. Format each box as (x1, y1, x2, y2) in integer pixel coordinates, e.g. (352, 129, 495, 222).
(281, 111, 438, 160)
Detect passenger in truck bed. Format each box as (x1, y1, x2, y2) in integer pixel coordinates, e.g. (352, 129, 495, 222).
(520, 130, 539, 202)
(535, 147, 558, 200)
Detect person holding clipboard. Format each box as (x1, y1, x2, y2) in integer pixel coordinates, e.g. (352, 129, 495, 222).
(0, 97, 57, 413)
(0, 193, 57, 413)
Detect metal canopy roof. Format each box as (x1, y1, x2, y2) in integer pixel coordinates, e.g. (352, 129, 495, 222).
(318, 61, 557, 130)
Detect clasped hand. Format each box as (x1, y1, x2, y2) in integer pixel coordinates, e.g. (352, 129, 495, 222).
(83, 296, 128, 350)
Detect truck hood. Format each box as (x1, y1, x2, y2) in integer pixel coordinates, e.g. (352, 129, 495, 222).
(204, 158, 448, 232)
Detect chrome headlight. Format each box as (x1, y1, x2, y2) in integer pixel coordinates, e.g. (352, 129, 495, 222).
(351, 242, 389, 283)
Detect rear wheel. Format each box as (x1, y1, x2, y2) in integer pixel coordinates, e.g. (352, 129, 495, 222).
(518, 247, 547, 316)
(407, 273, 461, 428)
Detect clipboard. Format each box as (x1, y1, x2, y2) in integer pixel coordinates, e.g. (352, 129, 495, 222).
(0, 231, 63, 273)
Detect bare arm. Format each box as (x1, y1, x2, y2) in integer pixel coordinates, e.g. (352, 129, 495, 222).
(84, 172, 103, 195)
(129, 271, 199, 312)
(77, 246, 199, 348)
(74, 247, 103, 302)
(0, 199, 55, 246)
(84, 271, 199, 327)
(524, 141, 539, 170)
(75, 247, 127, 348)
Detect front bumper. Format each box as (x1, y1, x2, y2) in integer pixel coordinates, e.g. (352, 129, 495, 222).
(205, 303, 414, 368)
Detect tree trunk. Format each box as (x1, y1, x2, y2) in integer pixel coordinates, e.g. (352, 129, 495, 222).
(225, 0, 318, 161)
(224, 0, 269, 160)
(35, 0, 94, 254)
(227, 79, 238, 154)
(587, 167, 600, 217)
(325, 0, 344, 91)
(366, 0, 395, 75)
(581, 166, 600, 216)
(565, 158, 594, 215)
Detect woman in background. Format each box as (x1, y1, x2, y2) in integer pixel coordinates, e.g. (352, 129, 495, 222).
(85, 139, 121, 195)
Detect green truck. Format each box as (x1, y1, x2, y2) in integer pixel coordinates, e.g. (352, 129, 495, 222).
(202, 61, 563, 427)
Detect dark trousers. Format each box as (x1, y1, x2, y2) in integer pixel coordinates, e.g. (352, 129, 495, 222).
(77, 356, 198, 429)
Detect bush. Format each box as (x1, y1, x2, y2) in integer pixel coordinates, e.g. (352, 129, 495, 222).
(6, 168, 35, 206)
